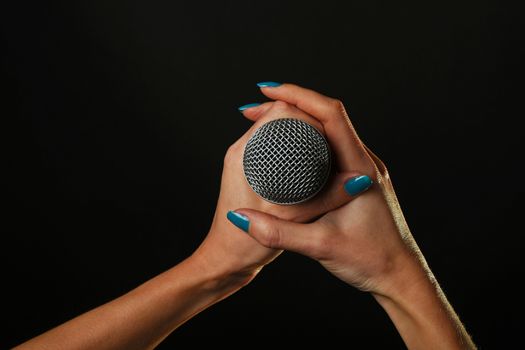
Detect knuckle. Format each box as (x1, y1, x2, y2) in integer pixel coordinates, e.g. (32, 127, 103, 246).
(377, 158, 389, 177)
(364, 163, 380, 185)
(271, 100, 291, 110)
(328, 98, 345, 113)
(267, 101, 297, 117)
(223, 143, 241, 164)
(364, 149, 390, 182)
(324, 97, 350, 123)
(260, 218, 283, 249)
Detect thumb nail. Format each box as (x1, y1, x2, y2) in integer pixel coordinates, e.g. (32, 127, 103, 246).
(344, 175, 373, 196)
(226, 210, 250, 233)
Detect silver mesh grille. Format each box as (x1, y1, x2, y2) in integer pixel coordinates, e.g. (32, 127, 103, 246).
(243, 118, 331, 205)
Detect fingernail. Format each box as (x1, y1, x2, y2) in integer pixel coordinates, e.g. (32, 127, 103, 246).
(226, 210, 250, 233)
(257, 81, 282, 88)
(238, 103, 261, 112)
(344, 175, 373, 196)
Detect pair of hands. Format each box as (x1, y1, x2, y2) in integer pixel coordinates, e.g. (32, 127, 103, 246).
(192, 83, 426, 298)
(15, 82, 474, 350)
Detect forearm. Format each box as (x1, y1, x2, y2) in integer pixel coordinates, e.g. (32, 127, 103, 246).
(15, 253, 247, 350)
(373, 251, 476, 350)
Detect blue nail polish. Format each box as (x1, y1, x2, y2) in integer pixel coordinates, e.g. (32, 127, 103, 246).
(238, 103, 261, 111)
(227, 210, 250, 233)
(344, 175, 373, 196)
(257, 81, 282, 88)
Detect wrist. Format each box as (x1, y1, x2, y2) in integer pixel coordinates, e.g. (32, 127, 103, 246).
(371, 247, 475, 349)
(372, 261, 439, 327)
(186, 221, 278, 296)
(372, 246, 432, 302)
(186, 245, 259, 298)
(372, 245, 443, 325)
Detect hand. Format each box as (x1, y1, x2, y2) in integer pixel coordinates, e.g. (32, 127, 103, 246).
(231, 83, 476, 349)
(14, 83, 474, 350)
(16, 91, 371, 350)
(190, 97, 365, 289)
(230, 83, 415, 295)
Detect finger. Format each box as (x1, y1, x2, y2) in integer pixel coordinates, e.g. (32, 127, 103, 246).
(258, 82, 369, 172)
(363, 144, 388, 183)
(226, 209, 322, 257)
(231, 100, 324, 150)
(238, 101, 274, 121)
(313, 172, 374, 214)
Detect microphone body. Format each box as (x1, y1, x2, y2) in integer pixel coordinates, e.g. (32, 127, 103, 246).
(243, 118, 331, 205)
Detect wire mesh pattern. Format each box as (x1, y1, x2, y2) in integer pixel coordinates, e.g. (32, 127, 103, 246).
(243, 118, 331, 205)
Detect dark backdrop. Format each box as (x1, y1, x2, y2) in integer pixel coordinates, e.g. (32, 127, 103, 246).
(1, 1, 523, 348)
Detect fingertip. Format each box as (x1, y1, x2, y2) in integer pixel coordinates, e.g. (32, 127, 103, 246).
(238, 103, 262, 122)
(240, 108, 259, 121)
(238, 102, 273, 121)
(238, 103, 261, 112)
(258, 82, 288, 99)
(256, 81, 282, 88)
(226, 210, 250, 233)
(343, 175, 373, 197)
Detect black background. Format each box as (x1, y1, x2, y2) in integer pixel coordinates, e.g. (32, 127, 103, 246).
(1, 1, 523, 348)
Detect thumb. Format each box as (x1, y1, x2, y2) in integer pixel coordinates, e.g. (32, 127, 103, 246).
(226, 209, 321, 257)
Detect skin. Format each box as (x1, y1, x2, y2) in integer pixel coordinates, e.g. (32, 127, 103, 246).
(14, 83, 476, 350)
(237, 84, 477, 349)
(14, 91, 359, 350)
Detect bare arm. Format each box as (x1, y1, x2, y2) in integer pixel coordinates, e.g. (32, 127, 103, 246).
(15, 90, 361, 350)
(373, 245, 475, 349)
(234, 82, 476, 349)
(14, 255, 248, 350)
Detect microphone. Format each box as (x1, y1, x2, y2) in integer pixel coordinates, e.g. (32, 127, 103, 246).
(243, 118, 331, 205)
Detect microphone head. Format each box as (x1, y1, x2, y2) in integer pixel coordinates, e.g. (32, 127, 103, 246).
(243, 118, 331, 205)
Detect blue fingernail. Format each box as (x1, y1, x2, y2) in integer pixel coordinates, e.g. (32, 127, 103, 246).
(257, 81, 282, 88)
(238, 103, 261, 111)
(344, 175, 373, 196)
(227, 210, 250, 233)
